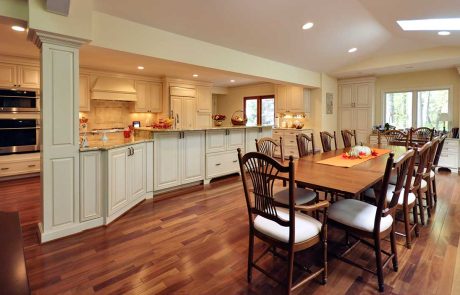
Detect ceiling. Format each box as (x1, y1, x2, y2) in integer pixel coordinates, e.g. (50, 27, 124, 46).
(94, 0, 460, 76)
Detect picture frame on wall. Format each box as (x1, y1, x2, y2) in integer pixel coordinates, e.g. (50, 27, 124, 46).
(326, 92, 333, 114)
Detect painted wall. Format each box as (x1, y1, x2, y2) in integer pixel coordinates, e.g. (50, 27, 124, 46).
(374, 68, 460, 128)
(216, 83, 275, 126)
(0, 0, 28, 21)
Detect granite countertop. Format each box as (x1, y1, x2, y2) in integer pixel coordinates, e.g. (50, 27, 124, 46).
(80, 138, 154, 152)
(272, 127, 313, 130)
(135, 125, 273, 132)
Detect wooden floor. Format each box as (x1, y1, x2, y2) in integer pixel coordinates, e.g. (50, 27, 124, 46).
(0, 172, 459, 294)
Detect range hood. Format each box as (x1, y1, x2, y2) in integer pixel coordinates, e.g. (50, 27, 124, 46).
(91, 77, 137, 101)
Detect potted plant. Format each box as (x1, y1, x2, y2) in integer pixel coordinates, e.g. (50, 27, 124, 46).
(212, 114, 226, 126)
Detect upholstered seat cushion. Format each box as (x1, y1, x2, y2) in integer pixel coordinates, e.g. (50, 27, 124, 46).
(363, 185, 416, 206)
(328, 199, 393, 233)
(414, 167, 435, 178)
(389, 175, 427, 189)
(254, 207, 322, 243)
(274, 188, 317, 205)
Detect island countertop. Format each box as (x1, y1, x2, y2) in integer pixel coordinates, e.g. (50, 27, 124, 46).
(135, 125, 274, 132)
(79, 137, 154, 152)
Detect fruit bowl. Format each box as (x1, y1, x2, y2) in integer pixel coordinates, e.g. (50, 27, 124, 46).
(231, 110, 247, 126)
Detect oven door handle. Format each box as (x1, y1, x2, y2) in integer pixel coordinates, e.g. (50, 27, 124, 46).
(0, 127, 39, 130)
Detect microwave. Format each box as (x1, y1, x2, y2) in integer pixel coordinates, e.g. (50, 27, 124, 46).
(0, 89, 40, 113)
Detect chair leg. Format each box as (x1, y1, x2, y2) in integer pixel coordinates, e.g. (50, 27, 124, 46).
(417, 190, 425, 226)
(247, 231, 254, 283)
(412, 204, 420, 237)
(322, 232, 328, 285)
(403, 206, 412, 249)
(287, 249, 294, 295)
(426, 181, 432, 218)
(374, 238, 385, 292)
(390, 225, 398, 272)
(432, 176, 437, 203)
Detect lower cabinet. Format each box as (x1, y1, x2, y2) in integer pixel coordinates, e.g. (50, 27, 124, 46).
(272, 128, 313, 158)
(154, 131, 205, 191)
(245, 127, 273, 153)
(80, 151, 102, 222)
(206, 151, 240, 179)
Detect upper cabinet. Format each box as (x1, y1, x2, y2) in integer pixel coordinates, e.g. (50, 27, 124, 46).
(79, 75, 91, 112)
(275, 85, 305, 113)
(134, 81, 163, 113)
(339, 81, 373, 108)
(196, 86, 212, 113)
(0, 63, 40, 89)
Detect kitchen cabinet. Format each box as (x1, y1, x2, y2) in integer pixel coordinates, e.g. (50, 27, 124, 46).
(339, 82, 372, 108)
(107, 143, 147, 221)
(171, 96, 196, 129)
(134, 81, 162, 113)
(79, 74, 91, 112)
(146, 142, 153, 194)
(245, 127, 273, 153)
(196, 86, 212, 113)
(205, 128, 245, 180)
(272, 128, 314, 158)
(0, 152, 40, 177)
(0, 63, 40, 89)
(438, 138, 460, 172)
(154, 131, 205, 191)
(80, 151, 102, 222)
(339, 107, 372, 145)
(275, 85, 305, 113)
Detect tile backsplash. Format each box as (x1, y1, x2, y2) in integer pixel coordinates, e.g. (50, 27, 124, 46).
(80, 100, 157, 130)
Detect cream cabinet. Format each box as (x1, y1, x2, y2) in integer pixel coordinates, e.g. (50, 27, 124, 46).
(276, 85, 305, 113)
(153, 131, 205, 191)
(0, 63, 40, 89)
(80, 151, 102, 222)
(107, 143, 147, 222)
(0, 152, 40, 177)
(245, 127, 273, 152)
(272, 128, 314, 158)
(438, 138, 459, 172)
(134, 81, 162, 113)
(196, 86, 212, 113)
(339, 82, 372, 108)
(79, 74, 91, 112)
(171, 96, 196, 129)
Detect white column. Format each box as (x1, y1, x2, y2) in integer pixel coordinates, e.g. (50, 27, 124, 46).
(30, 31, 87, 242)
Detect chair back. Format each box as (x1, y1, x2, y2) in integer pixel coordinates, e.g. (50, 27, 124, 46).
(387, 149, 416, 210)
(412, 142, 431, 191)
(296, 133, 315, 158)
(237, 149, 295, 240)
(410, 127, 434, 145)
(373, 153, 395, 234)
(433, 135, 447, 167)
(341, 129, 357, 148)
(378, 130, 409, 147)
(256, 137, 284, 161)
(452, 127, 459, 139)
(425, 137, 440, 175)
(319, 131, 337, 152)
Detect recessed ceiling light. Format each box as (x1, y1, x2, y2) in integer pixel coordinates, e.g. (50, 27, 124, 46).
(302, 22, 314, 30)
(230, 80, 235, 83)
(193, 74, 199, 77)
(397, 18, 460, 31)
(348, 47, 357, 53)
(11, 25, 25, 32)
(438, 31, 451, 36)
(137, 66, 144, 70)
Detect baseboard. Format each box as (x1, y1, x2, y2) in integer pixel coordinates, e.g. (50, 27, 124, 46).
(39, 217, 104, 243)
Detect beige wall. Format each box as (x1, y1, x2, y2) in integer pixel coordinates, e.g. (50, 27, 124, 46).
(375, 68, 460, 127)
(216, 83, 275, 126)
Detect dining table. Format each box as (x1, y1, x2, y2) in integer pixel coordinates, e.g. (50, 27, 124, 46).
(279, 145, 409, 198)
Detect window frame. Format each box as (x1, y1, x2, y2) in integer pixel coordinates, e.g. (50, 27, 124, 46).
(243, 95, 275, 126)
(382, 86, 452, 129)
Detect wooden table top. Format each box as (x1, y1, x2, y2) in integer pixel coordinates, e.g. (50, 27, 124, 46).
(283, 145, 408, 196)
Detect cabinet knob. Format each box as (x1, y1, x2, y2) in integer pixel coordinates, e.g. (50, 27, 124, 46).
(215, 163, 221, 166)
(1, 167, 9, 170)
(28, 164, 36, 168)
(232, 160, 237, 163)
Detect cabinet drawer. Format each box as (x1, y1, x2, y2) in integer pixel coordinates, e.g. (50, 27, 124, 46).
(438, 153, 458, 168)
(284, 136, 297, 147)
(444, 140, 459, 149)
(0, 159, 40, 177)
(284, 146, 299, 158)
(284, 130, 300, 137)
(206, 152, 239, 178)
(272, 130, 284, 138)
(170, 86, 196, 97)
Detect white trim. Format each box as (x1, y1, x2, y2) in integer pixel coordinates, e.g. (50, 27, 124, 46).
(39, 217, 104, 243)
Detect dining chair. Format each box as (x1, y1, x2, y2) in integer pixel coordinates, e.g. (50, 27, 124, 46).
(296, 133, 315, 157)
(256, 137, 284, 162)
(431, 135, 447, 204)
(378, 130, 409, 147)
(341, 129, 357, 148)
(364, 148, 417, 248)
(410, 141, 432, 225)
(421, 137, 440, 217)
(319, 131, 337, 152)
(328, 152, 402, 292)
(237, 149, 329, 294)
(410, 127, 434, 145)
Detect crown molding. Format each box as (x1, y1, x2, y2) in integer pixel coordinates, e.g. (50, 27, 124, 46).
(28, 30, 90, 49)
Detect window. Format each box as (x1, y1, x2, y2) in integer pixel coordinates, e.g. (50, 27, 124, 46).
(244, 96, 275, 126)
(384, 88, 450, 130)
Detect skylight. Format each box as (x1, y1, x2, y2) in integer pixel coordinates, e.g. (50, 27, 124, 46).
(397, 18, 460, 31)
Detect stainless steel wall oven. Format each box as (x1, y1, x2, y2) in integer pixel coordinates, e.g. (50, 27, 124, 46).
(0, 89, 40, 112)
(0, 118, 40, 154)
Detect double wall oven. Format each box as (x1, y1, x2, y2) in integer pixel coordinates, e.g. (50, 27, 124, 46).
(0, 89, 40, 155)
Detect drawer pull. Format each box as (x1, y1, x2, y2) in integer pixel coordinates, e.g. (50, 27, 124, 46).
(215, 163, 221, 166)
(1, 167, 9, 170)
(28, 164, 36, 168)
(233, 160, 238, 163)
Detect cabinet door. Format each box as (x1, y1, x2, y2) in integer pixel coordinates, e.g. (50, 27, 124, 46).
(171, 96, 182, 129)
(245, 128, 259, 153)
(80, 151, 101, 221)
(0, 63, 17, 88)
(262, 127, 273, 138)
(355, 83, 371, 108)
(182, 132, 205, 184)
(129, 143, 146, 201)
(170, 86, 196, 97)
(275, 85, 287, 113)
(108, 148, 129, 215)
(354, 108, 372, 145)
(339, 107, 354, 131)
(227, 129, 245, 151)
(149, 82, 163, 112)
(146, 142, 153, 193)
(182, 97, 197, 129)
(134, 81, 149, 112)
(286, 86, 304, 113)
(154, 132, 181, 191)
(79, 75, 91, 112)
(196, 112, 211, 128)
(206, 130, 226, 153)
(18, 66, 40, 88)
(339, 84, 353, 108)
(196, 86, 212, 112)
